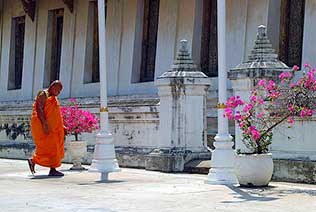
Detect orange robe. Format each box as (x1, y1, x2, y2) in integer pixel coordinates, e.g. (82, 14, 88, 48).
(31, 95, 64, 168)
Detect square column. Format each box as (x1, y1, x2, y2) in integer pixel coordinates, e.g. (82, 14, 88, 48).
(145, 40, 211, 172)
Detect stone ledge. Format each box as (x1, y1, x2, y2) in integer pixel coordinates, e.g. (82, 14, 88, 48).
(144, 148, 212, 172)
(0, 142, 156, 169)
(184, 159, 210, 174)
(273, 159, 316, 184)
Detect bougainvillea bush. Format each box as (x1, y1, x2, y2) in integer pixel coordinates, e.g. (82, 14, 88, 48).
(225, 64, 316, 154)
(61, 98, 99, 141)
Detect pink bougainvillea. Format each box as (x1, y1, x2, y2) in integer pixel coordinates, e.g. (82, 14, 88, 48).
(61, 99, 99, 141)
(225, 64, 316, 154)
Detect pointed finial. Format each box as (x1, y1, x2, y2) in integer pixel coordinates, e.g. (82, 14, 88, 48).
(157, 38, 209, 78)
(179, 39, 188, 52)
(257, 25, 266, 39)
(230, 24, 290, 74)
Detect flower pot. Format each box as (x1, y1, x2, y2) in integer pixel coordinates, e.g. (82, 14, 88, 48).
(234, 153, 273, 187)
(67, 140, 87, 170)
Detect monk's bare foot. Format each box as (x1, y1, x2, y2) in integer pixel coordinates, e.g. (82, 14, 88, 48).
(48, 168, 64, 177)
(27, 158, 35, 174)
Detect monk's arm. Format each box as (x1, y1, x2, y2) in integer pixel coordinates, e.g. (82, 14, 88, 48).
(35, 92, 49, 134)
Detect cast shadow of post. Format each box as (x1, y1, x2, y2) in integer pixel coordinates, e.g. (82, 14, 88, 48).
(222, 184, 316, 204)
(222, 185, 279, 203)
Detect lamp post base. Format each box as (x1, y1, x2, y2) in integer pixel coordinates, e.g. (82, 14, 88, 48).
(206, 137, 237, 185)
(206, 168, 237, 185)
(89, 131, 120, 181)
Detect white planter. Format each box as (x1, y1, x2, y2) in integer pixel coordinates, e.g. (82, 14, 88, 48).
(234, 153, 273, 187)
(67, 140, 87, 170)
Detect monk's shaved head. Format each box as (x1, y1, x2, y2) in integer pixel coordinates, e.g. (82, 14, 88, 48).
(48, 80, 63, 96)
(49, 80, 63, 89)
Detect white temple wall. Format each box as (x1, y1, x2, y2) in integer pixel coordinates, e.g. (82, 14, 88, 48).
(269, 0, 316, 162)
(243, 0, 269, 62)
(0, 0, 278, 100)
(154, 0, 179, 81)
(106, 0, 123, 96)
(272, 119, 316, 161)
(226, 0, 248, 71)
(0, 0, 36, 101)
(0, 0, 304, 100)
(117, 0, 141, 95)
(33, 0, 74, 98)
(71, 0, 100, 97)
(302, 0, 316, 68)
(0, 0, 4, 93)
(58, 1, 75, 98)
(267, 0, 281, 54)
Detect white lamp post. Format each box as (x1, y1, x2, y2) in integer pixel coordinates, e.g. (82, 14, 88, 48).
(89, 0, 120, 181)
(206, 0, 237, 184)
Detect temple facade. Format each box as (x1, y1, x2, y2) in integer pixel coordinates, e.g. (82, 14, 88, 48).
(0, 0, 315, 182)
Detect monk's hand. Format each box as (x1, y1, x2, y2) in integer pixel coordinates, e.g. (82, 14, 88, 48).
(63, 126, 68, 135)
(43, 122, 50, 134)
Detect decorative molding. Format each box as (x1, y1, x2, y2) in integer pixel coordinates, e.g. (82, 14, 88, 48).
(20, 0, 36, 22)
(62, 0, 74, 13)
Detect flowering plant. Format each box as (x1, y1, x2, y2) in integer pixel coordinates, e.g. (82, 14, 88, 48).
(225, 64, 316, 154)
(61, 98, 99, 141)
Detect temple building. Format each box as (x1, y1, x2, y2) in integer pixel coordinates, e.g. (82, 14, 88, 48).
(0, 0, 315, 183)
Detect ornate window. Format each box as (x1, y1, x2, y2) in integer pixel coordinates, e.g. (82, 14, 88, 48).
(8, 16, 25, 90)
(279, 0, 305, 67)
(139, 0, 160, 82)
(44, 8, 64, 87)
(200, 0, 217, 77)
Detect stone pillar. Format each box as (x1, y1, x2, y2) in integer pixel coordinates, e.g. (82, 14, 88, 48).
(228, 25, 290, 153)
(206, 0, 237, 185)
(145, 39, 211, 172)
(89, 0, 120, 181)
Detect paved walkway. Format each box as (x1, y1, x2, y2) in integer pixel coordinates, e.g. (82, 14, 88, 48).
(0, 158, 315, 212)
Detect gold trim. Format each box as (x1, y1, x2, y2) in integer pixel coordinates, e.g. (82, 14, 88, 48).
(100, 107, 108, 112)
(217, 103, 226, 109)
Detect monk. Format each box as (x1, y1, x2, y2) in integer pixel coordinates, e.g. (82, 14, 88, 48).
(28, 80, 65, 176)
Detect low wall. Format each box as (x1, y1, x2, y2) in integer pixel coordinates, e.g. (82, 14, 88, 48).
(0, 95, 160, 167)
(0, 141, 154, 168)
(273, 159, 316, 184)
(271, 119, 316, 161)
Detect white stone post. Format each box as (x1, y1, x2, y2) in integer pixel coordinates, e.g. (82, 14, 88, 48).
(89, 0, 120, 181)
(206, 0, 237, 184)
(229, 25, 289, 153)
(145, 40, 211, 172)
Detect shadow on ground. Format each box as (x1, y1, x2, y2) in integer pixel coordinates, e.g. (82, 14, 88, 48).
(30, 175, 64, 179)
(222, 185, 316, 203)
(77, 180, 125, 186)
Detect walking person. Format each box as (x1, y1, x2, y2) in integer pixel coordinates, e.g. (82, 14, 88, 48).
(27, 80, 65, 176)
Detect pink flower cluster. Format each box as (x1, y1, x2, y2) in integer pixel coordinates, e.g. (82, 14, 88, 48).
(224, 64, 316, 154)
(61, 98, 99, 141)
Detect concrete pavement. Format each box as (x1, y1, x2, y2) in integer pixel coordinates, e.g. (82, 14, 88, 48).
(0, 158, 315, 212)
